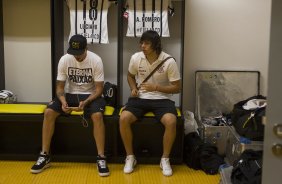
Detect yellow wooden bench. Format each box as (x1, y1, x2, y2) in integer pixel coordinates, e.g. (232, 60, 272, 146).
(0, 104, 183, 164)
(0, 104, 115, 116)
(0, 103, 117, 162)
(71, 105, 115, 116)
(0, 104, 47, 114)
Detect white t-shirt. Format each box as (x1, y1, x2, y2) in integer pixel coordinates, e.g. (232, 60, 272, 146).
(128, 51, 180, 99)
(57, 51, 104, 94)
(66, 0, 111, 44)
(125, 0, 172, 37)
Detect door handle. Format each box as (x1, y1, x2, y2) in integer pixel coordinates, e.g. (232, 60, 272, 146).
(273, 124, 282, 138)
(272, 143, 282, 156)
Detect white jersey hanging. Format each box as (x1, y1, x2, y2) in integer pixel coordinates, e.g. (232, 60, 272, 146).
(66, 0, 111, 44)
(124, 0, 174, 37)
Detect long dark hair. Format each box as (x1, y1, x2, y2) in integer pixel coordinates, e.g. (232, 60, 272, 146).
(140, 30, 162, 55)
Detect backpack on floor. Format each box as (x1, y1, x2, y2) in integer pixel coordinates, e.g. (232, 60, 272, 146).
(183, 132, 225, 174)
(199, 144, 225, 175)
(183, 132, 203, 170)
(231, 149, 263, 184)
(231, 95, 266, 141)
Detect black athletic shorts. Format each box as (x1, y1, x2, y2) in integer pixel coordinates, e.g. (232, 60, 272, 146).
(123, 97, 177, 122)
(47, 93, 106, 118)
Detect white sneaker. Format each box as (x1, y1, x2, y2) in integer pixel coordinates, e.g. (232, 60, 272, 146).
(123, 155, 137, 174)
(160, 158, 173, 176)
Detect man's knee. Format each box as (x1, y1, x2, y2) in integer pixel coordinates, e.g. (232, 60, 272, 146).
(161, 113, 177, 128)
(91, 112, 103, 122)
(44, 108, 59, 121)
(120, 111, 136, 127)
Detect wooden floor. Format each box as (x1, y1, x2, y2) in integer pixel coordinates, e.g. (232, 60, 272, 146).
(0, 161, 220, 184)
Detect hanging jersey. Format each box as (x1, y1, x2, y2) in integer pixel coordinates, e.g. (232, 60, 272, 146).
(124, 0, 173, 37)
(66, 0, 111, 44)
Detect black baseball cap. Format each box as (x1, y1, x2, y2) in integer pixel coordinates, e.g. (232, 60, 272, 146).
(67, 34, 87, 55)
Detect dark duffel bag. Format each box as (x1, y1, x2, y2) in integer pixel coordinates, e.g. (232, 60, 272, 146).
(183, 132, 203, 170)
(231, 149, 263, 184)
(231, 95, 266, 141)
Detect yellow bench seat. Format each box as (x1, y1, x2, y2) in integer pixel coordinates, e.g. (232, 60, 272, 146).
(71, 105, 115, 116)
(0, 104, 47, 114)
(0, 104, 115, 116)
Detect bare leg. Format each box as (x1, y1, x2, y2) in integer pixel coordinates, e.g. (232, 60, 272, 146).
(91, 112, 105, 156)
(160, 113, 177, 158)
(119, 111, 137, 155)
(42, 108, 60, 153)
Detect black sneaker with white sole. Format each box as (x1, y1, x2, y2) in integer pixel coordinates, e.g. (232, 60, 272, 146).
(97, 155, 110, 177)
(30, 152, 51, 174)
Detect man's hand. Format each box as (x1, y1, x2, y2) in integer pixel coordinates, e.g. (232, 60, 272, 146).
(61, 101, 72, 113)
(76, 100, 88, 111)
(140, 83, 158, 92)
(131, 88, 139, 97)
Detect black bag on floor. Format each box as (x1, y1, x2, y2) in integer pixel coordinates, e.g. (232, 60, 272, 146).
(199, 144, 225, 175)
(184, 132, 225, 174)
(183, 132, 203, 170)
(231, 95, 266, 141)
(231, 149, 263, 184)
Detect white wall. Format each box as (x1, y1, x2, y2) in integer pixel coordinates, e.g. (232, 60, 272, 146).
(3, 0, 52, 102)
(182, 0, 271, 112)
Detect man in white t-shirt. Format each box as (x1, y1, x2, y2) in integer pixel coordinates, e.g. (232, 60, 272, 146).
(119, 30, 181, 176)
(30, 35, 110, 177)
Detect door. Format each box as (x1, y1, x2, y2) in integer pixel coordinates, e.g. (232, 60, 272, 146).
(262, 0, 282, 183)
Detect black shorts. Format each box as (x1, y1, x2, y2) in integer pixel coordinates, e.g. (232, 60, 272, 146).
(123, 97, 177, 122)
(47, 93, 106, 118)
